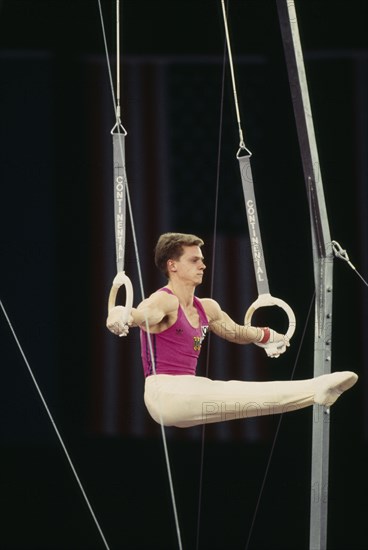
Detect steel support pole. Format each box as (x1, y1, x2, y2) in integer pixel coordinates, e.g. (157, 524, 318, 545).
(276, 2, 334, 549)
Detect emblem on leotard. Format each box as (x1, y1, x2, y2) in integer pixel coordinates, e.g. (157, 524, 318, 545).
(193, 336, 201, 351)
(193, 326, 209, 351)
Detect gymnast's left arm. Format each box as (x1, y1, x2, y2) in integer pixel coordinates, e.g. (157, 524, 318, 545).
(200, 298, 288, 351)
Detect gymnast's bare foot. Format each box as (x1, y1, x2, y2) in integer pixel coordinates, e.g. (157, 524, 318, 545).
(314, 371, 358, 407)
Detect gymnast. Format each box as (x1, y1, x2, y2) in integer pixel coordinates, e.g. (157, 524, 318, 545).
(106, 232, 358, 428)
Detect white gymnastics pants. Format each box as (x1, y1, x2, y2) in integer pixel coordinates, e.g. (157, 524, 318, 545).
(144, 372, 358, 428)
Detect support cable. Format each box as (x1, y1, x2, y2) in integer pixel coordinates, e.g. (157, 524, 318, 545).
(0, 300, 112, 550)
(244, 291, 315, 550)
(97, 2, 183, 548)
(195, 9, 228, 547)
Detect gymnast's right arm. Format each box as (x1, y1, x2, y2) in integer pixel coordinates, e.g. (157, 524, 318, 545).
(106, 291, 177, 335)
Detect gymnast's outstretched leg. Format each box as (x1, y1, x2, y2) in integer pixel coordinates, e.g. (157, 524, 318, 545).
(144, 371, 358, 428)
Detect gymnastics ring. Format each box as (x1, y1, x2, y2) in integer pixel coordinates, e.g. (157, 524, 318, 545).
(244, 293, 296, 355)
(108, 271, 134, 326)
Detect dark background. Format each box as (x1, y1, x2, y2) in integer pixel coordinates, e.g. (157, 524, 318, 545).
(1, 1, 367, 549)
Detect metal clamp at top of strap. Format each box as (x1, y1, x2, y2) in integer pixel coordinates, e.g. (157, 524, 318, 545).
(111, 121, 127, 136)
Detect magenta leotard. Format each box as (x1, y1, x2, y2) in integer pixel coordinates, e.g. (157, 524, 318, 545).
(140, 288, 209, 377)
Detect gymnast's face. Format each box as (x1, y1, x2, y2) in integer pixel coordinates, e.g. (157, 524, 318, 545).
(168, 245, 206, 285)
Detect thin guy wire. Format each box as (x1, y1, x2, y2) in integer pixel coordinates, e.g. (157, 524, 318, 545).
(244, 291, 315, 550)
(0, 300, 111, 550)
(353, 269, 368, 287)
(97, 2, 183, 548)
(195, 11, 228, 549)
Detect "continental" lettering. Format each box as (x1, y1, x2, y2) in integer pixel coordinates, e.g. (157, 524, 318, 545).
(246, 199, 264, 282)
(115, 174, 126, 260)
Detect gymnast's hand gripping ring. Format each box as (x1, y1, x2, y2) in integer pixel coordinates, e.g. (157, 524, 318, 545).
(108, 271, 134, 333)
(244, 293, 296, 357)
